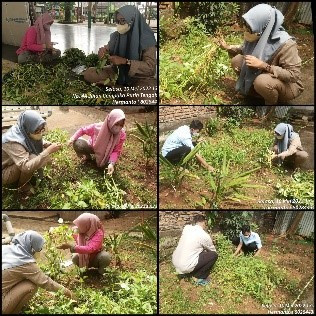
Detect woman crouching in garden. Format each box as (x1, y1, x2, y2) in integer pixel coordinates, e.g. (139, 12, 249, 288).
(2, 110, 62, 194)
(57, 213, 111, 275)
(271, 123, 308, 169)
(2, 230, 74, 314)
(68, 109, 126, 176)
(172, 215, 218, 286)
(232, 225, 262, 257)
(219, 3, 304, 105)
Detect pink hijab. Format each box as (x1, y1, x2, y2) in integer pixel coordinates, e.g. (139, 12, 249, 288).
(93, 109, 126, 168)
(34, 13, 53, 45)
(73, 213, 104, 268)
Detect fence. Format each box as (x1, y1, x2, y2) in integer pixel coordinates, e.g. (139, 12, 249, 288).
(272, 211, 314, 237)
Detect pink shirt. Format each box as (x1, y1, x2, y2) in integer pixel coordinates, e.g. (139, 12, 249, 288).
(73, 229, 104, 262)
(16, 26, 45, 55)
(70, 123, 126, 164)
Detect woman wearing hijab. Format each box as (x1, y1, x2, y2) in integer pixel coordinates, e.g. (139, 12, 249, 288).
(2, 230, 74, 314)
(83, 5, 157, 104)
(68, 109, 126, 175)
(57, 213, 111, 275)
(219, 4, 304, 105)
(2, 110, 62, 193)
(16, 12, 61, 64)
(271, 123, 308, 168)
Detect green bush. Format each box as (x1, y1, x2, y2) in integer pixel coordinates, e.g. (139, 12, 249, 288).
(213, 233, 287, 304)
(176, 2, 240, 34)
(160, 17, 234, 102)
(276, 170, 314, 208)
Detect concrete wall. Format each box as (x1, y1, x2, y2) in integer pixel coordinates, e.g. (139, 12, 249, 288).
(159, 211, 206, 237)
(159, 106, 216, 132)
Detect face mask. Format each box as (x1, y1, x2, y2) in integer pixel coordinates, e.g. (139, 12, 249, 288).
(32, 248, 41, 259)
(117, 23, 130, 34)
(244, 31, 260, 42)
(111, 125, 123, 134)
(29, 132, 43, 141)
(276, 135, 283, 140)
(192, 132, 199, 137)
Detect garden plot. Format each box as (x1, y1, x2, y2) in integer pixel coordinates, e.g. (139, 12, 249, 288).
(159, 233, 314, 314)
(2, 122, 157, 209)
(18, 215, 157, 314)
(159, 118, 314, 209)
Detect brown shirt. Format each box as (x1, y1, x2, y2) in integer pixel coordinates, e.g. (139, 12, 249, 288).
(274, 135, 304, 158)
(2, 263, 64, 298)
(129, 46, 157, 79)
(2, 142, 51, 173)
(228, 39, 304, 95)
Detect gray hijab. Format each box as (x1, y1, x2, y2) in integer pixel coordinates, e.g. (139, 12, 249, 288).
(236, 4, 293, 95)
(108, 5, 157, 85)
(2, 230, 45, 270)
(2, 110, 45, 155)
(274, 123, 299, 153)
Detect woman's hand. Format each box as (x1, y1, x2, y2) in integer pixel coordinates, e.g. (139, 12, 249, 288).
(109, 55, 127, 65)
(244, 55, 265, 69)
(67, 139, 74, 147)
(98, 45, 108, 58)
(57, 243, 72, 250)
(107, 163, 114, 175)
(46, 143, 62, 154)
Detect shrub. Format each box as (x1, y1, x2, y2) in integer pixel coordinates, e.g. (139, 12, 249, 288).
(213, 233, 287, 304)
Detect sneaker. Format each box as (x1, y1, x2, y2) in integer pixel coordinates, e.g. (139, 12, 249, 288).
(196, 278, 210, 286)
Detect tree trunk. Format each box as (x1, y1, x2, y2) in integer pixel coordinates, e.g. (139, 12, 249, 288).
(284, 2, 300, 28)
(286, 212, 304, 238)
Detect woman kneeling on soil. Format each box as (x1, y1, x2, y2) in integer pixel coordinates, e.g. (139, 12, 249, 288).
(68, 109, 126, 175)
(16, 13, 61, 64)
(219, 4, 303, 105)
(2, 110, 62, 194)
(2, 230, 75, 314)
(161, 120, 215, 172)
(172, 215, 218, 286)
(232, 225, 262, 257)
(272, 123, 308, 169)
(57, 213, 111, 275)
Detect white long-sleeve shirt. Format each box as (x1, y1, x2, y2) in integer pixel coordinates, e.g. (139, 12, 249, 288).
(161, 125, 194, 157)
(172, 225, 216, 274)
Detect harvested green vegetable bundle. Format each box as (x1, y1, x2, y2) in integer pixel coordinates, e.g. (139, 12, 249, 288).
(96, 51, 110, 74)
(61, 48, 86, 67)
(85, 53, 99, 67)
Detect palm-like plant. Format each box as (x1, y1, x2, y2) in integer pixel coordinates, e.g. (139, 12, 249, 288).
(208, 153, 264, 208)
(131, 121, 157, 168)
(159, 142, 202, 189)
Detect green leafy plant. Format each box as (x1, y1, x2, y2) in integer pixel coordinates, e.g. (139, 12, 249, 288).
(205, 117, 221, 136)
(212, 233, 287, 304)
(207, 153, 263, 208)
(61, 48, 86, 67)
(104, 233, 129, 269)
(159, 142, 202, 189)
(131, 121, 157, 168)
(40, 225, 73, 281)
(84, 53, 99, 67)
(276, 170, 314, 208)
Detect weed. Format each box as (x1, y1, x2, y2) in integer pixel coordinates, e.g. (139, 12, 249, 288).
(131, 121, 157, 168)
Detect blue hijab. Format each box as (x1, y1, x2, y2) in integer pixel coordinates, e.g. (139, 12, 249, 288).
(236, 4, 293, 95)
(2, 230, 45, 270)
(108, 5, 157, 85)
(2, 110, 45, 155)
(274, 123, 299, 153)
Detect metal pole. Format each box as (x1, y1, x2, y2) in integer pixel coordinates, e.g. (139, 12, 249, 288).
(88, 2, 91, 28)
